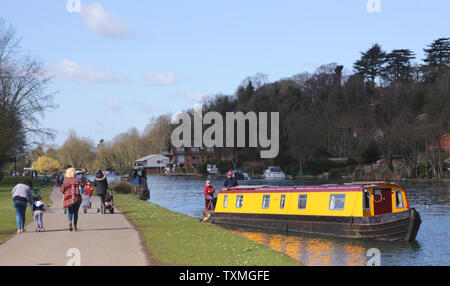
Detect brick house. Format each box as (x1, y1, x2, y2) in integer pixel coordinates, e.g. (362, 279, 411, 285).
(165, 146, 217, 169)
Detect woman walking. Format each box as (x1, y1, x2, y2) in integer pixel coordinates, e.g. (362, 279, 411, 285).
(11, 179, 34, 233)
(94, 170, 108, 214)
(60, 168, 82, 231)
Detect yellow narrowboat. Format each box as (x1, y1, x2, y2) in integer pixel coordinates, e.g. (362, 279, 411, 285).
(209, 183, 421, 241)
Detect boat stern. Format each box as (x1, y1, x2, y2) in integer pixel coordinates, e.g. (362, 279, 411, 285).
(405, 208, 422, 242)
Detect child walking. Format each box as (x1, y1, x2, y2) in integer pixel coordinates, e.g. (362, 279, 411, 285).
(32, 197, 47, 232)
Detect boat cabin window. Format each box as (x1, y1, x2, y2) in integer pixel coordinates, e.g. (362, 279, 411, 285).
(329, 194, 345, 210)
(395, 190, 404, 208)
(223, 195, 228, 208)
(363, 189, 371, 210)
(297, 194, 307, 209)
(262, 195, 270, 209)
(280, 194, 286, 209)
(236, 195, 244, 208)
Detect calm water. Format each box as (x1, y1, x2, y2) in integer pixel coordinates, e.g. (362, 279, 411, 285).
(145, 176, 449, 266)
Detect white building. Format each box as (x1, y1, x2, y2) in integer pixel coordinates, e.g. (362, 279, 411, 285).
(134, 154, 170, 174)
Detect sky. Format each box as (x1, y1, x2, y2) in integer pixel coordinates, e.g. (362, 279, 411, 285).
(1, 0, 449, 147)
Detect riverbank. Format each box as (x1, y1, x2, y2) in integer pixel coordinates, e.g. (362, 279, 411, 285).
(114, 193, 302, 266)
(0, 177, 53, 244)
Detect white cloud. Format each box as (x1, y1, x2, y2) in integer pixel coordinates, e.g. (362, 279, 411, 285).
(80, 2, 133, 38)
(51, 59, 131, 84)
(143, 71, 181, 86)
(106, 99, 121, 112)
(180, 91, 206, 103)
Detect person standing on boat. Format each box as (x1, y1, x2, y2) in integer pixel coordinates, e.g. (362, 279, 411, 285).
(224, 172, 238, 188)
(94, 170, 108, 213)
(203, 180, 216, 210)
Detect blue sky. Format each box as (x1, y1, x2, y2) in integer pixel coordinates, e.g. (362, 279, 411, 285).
(1, 0, 449, 146)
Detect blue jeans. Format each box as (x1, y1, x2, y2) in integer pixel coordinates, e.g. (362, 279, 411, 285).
(13, 200, 28, 230)
(67, 203, 81, 226)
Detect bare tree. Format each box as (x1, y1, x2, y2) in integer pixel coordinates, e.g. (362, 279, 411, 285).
(0, 19, 55, 170)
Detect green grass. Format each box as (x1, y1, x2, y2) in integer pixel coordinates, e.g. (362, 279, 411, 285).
(0, 176, 53, 244)
(115, 193, 302, 266)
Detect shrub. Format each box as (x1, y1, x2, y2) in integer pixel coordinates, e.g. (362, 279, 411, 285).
(111, 181, 132, 194)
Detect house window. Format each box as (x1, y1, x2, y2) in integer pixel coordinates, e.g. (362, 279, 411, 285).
(363, 189, 371, 210)
(298, 194, 307, 209)
(395, 190, 404, 208)
(236, 195, 243, 208)
(223, 195, 228, 208)
(262, 195, 270, 209)
(329, 194, 346, 210)
(280, 194, 286, 209)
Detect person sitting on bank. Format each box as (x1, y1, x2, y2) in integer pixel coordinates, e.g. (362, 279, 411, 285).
(203, 180, 216, 210)
(224, 172, 238, 188)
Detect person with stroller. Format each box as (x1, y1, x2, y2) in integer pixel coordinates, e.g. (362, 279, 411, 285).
(32, 196, 47, 232)
(94, 170, 108, 214)
(60, 167, 82, 231)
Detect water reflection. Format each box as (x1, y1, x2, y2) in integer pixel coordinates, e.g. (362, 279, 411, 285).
(145, 176, 449, 266)
(229, 229, 367, 266)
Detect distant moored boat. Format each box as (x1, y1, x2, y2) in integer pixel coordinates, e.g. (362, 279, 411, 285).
(264, 166, 286, 179)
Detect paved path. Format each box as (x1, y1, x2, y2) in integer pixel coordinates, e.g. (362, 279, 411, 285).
(0, 186, 149, 266)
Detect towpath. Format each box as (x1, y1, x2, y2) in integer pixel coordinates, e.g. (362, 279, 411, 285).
(0, 186, 149, 266)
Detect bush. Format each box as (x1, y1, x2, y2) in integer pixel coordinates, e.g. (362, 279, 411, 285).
(111, 181, 132, 194)
(360, 141, 380, 164)
(328, 168, 343, 180)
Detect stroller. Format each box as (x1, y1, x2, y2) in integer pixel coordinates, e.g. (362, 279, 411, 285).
(99, 189, 114, 214)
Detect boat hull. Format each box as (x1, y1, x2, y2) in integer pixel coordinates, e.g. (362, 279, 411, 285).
(210, 208, 421, 242)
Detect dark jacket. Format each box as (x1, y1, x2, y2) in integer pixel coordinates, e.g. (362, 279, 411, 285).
(94, 174, 108, 196)
(224, 178, 238, 188)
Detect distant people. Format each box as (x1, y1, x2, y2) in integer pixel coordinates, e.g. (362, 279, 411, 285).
(94, 170, 108, 213)
(60, 167, 82, 231)
(11, 179, 34, 233)
(224, 172, 238, 188)
(81, 188, 91, 214)
(84, 180, 94, 208)
(58, 170, 65, 187)
(203, 180, 216, 211)
(31, 196, 47, 232)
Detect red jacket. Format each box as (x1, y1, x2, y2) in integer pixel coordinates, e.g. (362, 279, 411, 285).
(203, 185, 215, 199)
(84, 185, 94, 197)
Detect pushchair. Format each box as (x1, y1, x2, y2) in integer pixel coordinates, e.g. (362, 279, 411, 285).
(99, 189, 114, 214)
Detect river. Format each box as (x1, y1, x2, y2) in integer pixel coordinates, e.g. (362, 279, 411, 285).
(142, 176, 448, 266)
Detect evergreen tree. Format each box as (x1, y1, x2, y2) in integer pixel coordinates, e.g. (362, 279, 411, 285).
(383, 49, 415, 85)
(422, 37, 450, 82)
(353, 43, 387, 89)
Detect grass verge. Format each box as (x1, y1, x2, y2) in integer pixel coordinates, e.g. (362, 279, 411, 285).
(114, 193, 302, 266)
(0, 176, 53, 244)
